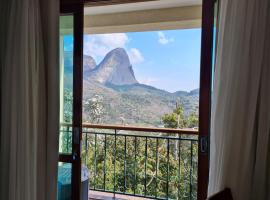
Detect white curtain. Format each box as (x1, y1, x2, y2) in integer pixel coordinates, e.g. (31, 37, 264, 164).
(0, 0, 59, 200)
(208, 0, 270, 199)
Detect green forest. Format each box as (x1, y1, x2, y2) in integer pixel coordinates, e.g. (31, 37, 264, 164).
(60, 89, 198, 199)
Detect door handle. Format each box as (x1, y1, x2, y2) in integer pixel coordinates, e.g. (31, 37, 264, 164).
(73, 127, 80, 145)
(73, 152, 78, 161)
(200, 136, 208, 154)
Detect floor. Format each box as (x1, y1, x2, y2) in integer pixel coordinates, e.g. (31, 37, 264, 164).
(88, 190, 152, 200)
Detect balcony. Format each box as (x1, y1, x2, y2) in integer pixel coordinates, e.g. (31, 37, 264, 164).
(60, 124, 198, 200)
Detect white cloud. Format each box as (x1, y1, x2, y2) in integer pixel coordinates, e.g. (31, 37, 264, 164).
(100, 33, 129, 48)
(137, 77, 159, 85)
(84, 33, 129, 59)
(158, 31, 174, 45)
(84, 33, 144, 65)
(127, 48, 144, 64)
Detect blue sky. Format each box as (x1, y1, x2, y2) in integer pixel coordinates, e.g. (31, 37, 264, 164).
(65, 29, 201, 92)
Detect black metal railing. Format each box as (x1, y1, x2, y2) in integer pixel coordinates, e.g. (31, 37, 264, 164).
(60, 124, 198, 200)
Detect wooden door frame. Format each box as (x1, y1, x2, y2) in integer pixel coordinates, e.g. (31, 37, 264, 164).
(59, 0, 216, 199)
(198, 0, 215, 199)
(60, 3, 84, 200)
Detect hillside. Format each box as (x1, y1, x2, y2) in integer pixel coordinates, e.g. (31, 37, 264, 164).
(82, 81, 198, 126)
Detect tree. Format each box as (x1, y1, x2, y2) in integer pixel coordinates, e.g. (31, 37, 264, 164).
(61, 88, 73, 153)
(162, 113, 178, 128)
(162, 102, 187, 128)
(63, 88, 72, 123)
(84, 95, 105, 123)
(162, 102, 198, 129)
(187, 112, 199, 128)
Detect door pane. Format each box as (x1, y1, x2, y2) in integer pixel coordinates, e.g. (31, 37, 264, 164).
(212, 0, 219, 91)
(59, 15, 74, 154)
(57, 162, 72, 200)
(83, 2, 202, 199)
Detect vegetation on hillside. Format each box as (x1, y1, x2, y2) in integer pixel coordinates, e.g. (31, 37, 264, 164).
(162, 102, 199, 129)
(82, 82, 199, 127)
(60, 89, 198, 199)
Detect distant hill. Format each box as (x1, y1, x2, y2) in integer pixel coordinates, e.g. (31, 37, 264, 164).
(64, 48, 199, 126)
(84, 55, 97, 78)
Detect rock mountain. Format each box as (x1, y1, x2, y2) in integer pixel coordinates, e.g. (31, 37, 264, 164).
(84, 48, 138, 85)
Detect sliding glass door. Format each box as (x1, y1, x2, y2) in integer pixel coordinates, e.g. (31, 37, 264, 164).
(58, 4, 84, 200)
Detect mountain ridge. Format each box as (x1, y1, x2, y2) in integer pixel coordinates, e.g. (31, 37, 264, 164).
(65, 48, 198, 95)
(64, 48, 199, 126)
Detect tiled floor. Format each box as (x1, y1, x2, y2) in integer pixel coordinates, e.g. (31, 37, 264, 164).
(88, 190, 152, 200)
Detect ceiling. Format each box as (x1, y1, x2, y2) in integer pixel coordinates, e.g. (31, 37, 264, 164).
(84, 0, 202, 15)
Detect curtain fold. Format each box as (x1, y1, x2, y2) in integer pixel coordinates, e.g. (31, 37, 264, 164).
(0, 0, 59, 200)
(208, 0, 270, 199)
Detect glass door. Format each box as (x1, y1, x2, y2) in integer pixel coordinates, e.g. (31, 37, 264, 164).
(58, 4, 84, 200)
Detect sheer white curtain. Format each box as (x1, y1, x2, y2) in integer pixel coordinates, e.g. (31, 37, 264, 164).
(0, 0, 59, 200)
(208, 0, 270, 199)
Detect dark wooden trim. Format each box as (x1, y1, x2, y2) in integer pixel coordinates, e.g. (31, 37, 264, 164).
(60, 0, 83, 7)
(72, 4, 84, 200)
(59, 154, 74, 163)
(60, 2, 83, 13)
(61, 123, 199, 135)
(198, 0, 215, 199)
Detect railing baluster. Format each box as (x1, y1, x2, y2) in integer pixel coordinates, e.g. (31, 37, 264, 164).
(134, 137, 137, 195)
(87, 134, 89, 163)
(178, 136, 181, 200)
(190, 141, 194, 200)
(114, 129, 117, 197)
(104, 134, 107, 190)
(167, 138, 169, 200)
(94, 133, 97, 190)
(85, 132, 88, 164)
(67, 126, 70, 153)
(124, 136, 127, 193)
(144, 137, 148, 196)
(155, 138, 159, 198)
